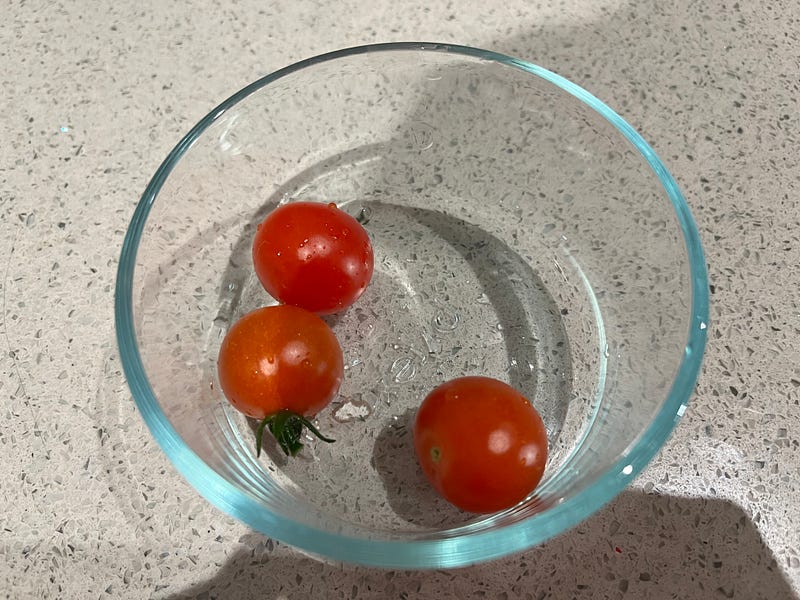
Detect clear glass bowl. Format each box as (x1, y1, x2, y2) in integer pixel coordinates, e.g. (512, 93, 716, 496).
(115, 43, 708, 568)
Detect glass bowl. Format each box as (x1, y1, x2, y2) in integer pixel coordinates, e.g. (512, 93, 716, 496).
(115, 43, 708, 568)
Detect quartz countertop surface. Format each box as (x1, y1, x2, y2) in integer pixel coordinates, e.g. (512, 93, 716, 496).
(2, 1, 799, 598)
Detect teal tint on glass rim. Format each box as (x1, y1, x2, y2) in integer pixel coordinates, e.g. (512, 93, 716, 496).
(115, 42, 708, 568)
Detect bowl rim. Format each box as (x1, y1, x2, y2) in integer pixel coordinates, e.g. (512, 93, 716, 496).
(114, 41, 709, 569)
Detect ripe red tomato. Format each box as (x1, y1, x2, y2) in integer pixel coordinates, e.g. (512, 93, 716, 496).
(217, 305, 343, 455)
(252, 201, 374, 315)
(414, 376, 548, 513)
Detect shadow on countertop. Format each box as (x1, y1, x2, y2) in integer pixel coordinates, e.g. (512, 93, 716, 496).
(159, 489, 796, 600)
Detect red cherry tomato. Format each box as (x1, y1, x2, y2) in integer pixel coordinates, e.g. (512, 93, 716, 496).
(252, 201, 374, 315)
(217, 305, 343, 455)
(413, 376, 548, 513)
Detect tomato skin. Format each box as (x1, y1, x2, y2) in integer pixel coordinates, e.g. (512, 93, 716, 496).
(217, 305, 344, 420)
(413, 376, 548, 513)
(252, 201, 374, 315)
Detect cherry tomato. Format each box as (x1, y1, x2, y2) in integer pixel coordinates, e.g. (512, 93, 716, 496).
(413, 376, 548, 513)
(217, 305, 343, 456)
(252, 201, 374, 315)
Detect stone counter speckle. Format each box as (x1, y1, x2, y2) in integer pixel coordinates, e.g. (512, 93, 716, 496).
(2, 0, 798, 598)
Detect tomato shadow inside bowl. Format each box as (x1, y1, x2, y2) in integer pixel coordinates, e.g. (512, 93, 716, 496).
(381, 202, 573, 442)
(370, 408, 468, 528)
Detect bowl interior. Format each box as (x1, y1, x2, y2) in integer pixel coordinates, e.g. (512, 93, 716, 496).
(116, 43, 707, 567)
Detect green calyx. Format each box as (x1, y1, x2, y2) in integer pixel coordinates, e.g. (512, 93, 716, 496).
(255, 409, 335, 457)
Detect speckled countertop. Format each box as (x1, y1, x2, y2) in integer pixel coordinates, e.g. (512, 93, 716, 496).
(2, 0, 799, 598)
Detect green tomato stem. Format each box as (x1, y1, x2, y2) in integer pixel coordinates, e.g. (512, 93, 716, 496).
(255, 409, 335, 457)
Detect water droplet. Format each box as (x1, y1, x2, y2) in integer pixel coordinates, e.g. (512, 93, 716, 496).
(409, 121, 434, 150)
(522, 361, 535, 380)
(422, 331, 441, 354)
(496, 323, 504, 331)
(699, 322, 707, 330)
(227, 282, 236, 292)
(603, 344, 610, 358)
(476, 293, 491, 305)
(278, 194, 290, 206)
(356, 320, 374, 339)
(328, 202, 337, 209)
(390, 356, 417, 383)
(301, 359, 311, 368)
(356, 206, 371, 225)
(382, 390, 398, 406)
(432, 308, 459, 333)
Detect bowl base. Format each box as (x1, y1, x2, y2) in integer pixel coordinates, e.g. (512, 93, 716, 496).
(209, 159, 605, 530)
